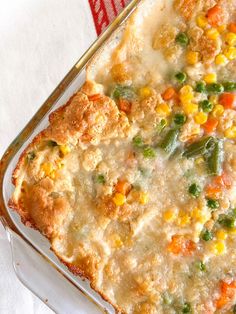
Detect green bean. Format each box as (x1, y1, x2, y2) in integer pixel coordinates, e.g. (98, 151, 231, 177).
(183, 136, 214, 158)
(160, 129, 179, 154)
(207, 139, 223, 176)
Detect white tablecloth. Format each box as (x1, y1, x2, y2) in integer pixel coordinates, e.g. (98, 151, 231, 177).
(0, 1, 96, 313)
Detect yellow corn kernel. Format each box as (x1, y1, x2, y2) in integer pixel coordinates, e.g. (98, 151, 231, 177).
(215, 54, 227, 66)
(212, 104, 224, 117)
(163, 209, 176, 222)
(224, 126, 236, 139)
(209, 95, 218, 104)
(203, 73, 217, 84)
(194, 112, 208, 124)
(224, 46, 236, 60)
(195, 157, 204, 165)
(113, 193, 126, 206)
(206, 28, 220, 40)
(180, 85, 193, 94)
(49, 170, 56, 180)
(156, 103, 171, 116)
(178, 211, 191, 226)
(229, 228, 236, 235)
(196, 15, 208, 28)
(218, 24, 226, 33)
(59, 145, 71, 156)
(139, 192, 149, 205)
(225, 32, 236, 46)
(186, 51, 199, 65)
(216, 229, 228, 240)
(41, 162, 53, 176)
(211, 241, 226, 255)
(183, 103, 198, 115)
(112, 234, 123, 248)
(56, 160, 64, 169)
(139, 86, 152, 99)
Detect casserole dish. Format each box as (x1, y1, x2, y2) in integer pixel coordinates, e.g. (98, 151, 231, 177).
(3, 0, 236, 312)
(0, 1, 140, 313)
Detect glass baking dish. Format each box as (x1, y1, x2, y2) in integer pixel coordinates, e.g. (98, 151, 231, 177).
(0, 1, 141, 312)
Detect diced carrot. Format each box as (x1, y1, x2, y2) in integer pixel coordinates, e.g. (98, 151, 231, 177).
(219, 93, 236, 109)
(202, 118, 218, 134)
(228, 22, 236, 33)
(205, 185, 222, 198)
(162, 87, 177, 101)
(213, 172, 232, 189)
(167, 235, 196, 256)
(215, 280, 236, 309)
(206, 5, 224, 27)
(118, 99, 131, 114)
(88, 94, 102, 101)
(115, 180, 132, 196)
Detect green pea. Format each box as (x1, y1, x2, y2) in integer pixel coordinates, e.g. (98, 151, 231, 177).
(207, 198, 220, 209)
(195, 81, 206, 93)
(142, 146, 156, 158)
(176, 32, 189, 47)
(206, 83, 224, 94)
(96, 174, 106, 184)
(188, 183, 201, 198)
(133, 136, 143, 148)
(223, 81, 236, 92)
(174, 113, 187, 126)
(197, 261, 206, 272)
(182, 302, 191, 313)
(200, 100, 213, 113)
(175, 71, 187, 83)
(201, 229, 213, 241)
(111, 85, 135, 100)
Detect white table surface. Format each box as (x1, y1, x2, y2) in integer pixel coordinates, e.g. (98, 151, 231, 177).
(0, 0, 96, 313)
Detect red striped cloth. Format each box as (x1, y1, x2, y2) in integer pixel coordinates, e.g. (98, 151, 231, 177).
(88, 0, 131, 35)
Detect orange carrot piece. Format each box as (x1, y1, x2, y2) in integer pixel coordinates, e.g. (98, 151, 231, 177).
(88, 94, 102, 101)
(162, 87, 176, 101)
(202, 118, 218, 134)
(215, 280, 236, 309)
(206, 5, 224, 27)
(118, 99, 131, 114)
(228, 22, 236, 33)
(167, 235, 196, 256)
(205, 185, 222, 198)
(115, 180, 132, 196)
(213, 172, 232, 189)
(219, 93, 236, 109)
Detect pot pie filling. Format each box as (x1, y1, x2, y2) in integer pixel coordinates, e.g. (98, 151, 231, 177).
(9, 0, 236, 313)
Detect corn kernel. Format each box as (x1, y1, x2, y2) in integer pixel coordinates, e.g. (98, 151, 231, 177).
(139, 86, 152, 99)
(224, 46, 236, 60)
(203, 73, 217, 84)
(215, 54, 227, 65)
(139, 192, 149, 205)
(113, 193, 126, 206)
(196, 15, 208, 28)
(163, 209, 176, 222)
(218, 24, 226, 33)
(211, 241, 226, 255)
(195, 157, 204, 165)
(49, 170, 56, 179)
(212, 104, 224, 117)
(156, 103, 171, 116)
(186, 51, 199, 65)
(209, 95, 218, 104)
(41, 162, 53, 176)
(206, 28, 219, 40)
(194, 112, 208, 124)
(178, 214, 191, 226)
(59, 145, 71, 156)
(229, 228, 236, 235)
(225, 32, 236, 46)
(224, 126, 236, 139)
(183, 103, 198, 115)
(216, 229, 227, 240)
(180, 85, 193, 94)
(112, 235, 123, 248)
